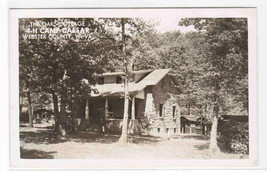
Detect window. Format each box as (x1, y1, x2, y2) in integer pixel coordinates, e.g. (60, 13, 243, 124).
(166, 128, 169, 133)
(174, 128, 176, 133)
(98, 77, 104, 84)
(173, 106, 176, 118)
(159, 104, 163, 117)
(108, 103, 113, 112)
(116, 76, 122, 84)
(157, 128, 160, 133)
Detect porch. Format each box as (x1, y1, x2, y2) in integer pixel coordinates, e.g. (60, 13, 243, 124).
(70, 96, 145, 134)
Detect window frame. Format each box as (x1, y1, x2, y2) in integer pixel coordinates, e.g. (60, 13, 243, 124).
(159, 104, 163, 117)
(172, 106, 176, 118)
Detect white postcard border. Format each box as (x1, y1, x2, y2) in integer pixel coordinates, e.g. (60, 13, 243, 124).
(9, 8, 257, 169)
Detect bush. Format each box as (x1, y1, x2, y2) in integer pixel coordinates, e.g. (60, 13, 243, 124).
(218, 120, 249, 154)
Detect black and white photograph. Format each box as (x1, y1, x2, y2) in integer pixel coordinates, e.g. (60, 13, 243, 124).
(9, 8, 257, 168)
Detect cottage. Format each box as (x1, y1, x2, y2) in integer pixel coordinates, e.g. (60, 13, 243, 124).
(180, 115, 211, 135)
(73, 69, 181, 136)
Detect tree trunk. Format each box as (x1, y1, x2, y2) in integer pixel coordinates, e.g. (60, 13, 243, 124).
(19, 96, 23, 116)
(71, 99, 75, 132)
(27, 90, 33, 128)
(57, 97, 67, 136)
(119, 79, 129, 143)
(188, 102, 190, 115)
(209, 104, 220, 153)
(118, 18, 129, 144)
(52, 92, 66, 136)
(188, 91, 190, 115)
(52, 93, 59, 131)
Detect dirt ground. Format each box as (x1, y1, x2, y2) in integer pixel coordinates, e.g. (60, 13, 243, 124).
(19, 122, 247, 159)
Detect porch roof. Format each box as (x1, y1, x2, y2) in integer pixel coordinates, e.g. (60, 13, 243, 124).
(89, 69, 171, 97)
(101, 69, 153, 76)
(181, 115, 212, 124)
(181, 115, 200, 122)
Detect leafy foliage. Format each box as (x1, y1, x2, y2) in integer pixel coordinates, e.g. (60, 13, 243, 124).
(19, 18, 123, 134)
(179, 18, 248, 152)
(179, 18, 248, 113)
(19, 18, 117, 99)
(218, 121, 249, 154)
(19, 18, 157, 135)
(19, 17, 248, 141)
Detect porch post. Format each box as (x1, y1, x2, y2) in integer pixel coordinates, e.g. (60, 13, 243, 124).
(105, 97, 108, 119)
(131, 96, 135, 120)
(85, 98, 89, 120)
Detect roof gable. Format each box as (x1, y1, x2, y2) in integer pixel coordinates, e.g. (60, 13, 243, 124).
(138, 69, 170, 86)
(90, 69, 174, 97)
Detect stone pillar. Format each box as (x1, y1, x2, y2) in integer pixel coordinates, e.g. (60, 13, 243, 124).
(105, 97, 108, 119)
(131, 97, 135, 120)
(85, 98, 89, 120)
(144, 93, 156, 117)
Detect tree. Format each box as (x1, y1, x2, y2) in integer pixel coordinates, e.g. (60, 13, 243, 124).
(19, 19, 39, 127)
(133, 30, 210, 116)
(179, 18, 248, 153)
(118, 18, 129, 143)
(98, 18, 158, 143)
(19, 18, 118, 135)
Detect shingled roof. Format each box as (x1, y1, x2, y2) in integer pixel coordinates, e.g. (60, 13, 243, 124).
(181, 115, 200, 122)
(181, 115, 212, 124)
(138, 69, 170, 86)
(90, 69, 172, 97)
(101, 69, 153, 76)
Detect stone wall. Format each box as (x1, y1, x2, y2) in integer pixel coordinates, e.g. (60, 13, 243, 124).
(144, 75, 181, 136)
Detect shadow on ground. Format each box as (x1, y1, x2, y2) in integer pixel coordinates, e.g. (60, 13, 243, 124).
(67, 131, 161, 144)
(20, 124, 68, 145)
(128, 135, 161, 144)
(20, 123, 161, 145)
(20, 147, 56, 159)
(180, 135, 210, 141)
(193, 143, 209, 150)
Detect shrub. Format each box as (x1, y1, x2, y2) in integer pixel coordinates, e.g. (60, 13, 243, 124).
(218, 120, 249, 154)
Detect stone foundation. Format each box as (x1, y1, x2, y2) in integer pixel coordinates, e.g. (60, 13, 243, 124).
(105, 119, 142, 135)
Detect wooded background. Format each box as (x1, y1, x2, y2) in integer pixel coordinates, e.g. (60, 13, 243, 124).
(19, 18, 248, 147)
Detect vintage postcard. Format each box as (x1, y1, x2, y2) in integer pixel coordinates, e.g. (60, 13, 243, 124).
(9, 8, 257, 168)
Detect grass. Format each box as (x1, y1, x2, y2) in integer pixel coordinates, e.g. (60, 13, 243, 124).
(20, 122, 248, 159)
